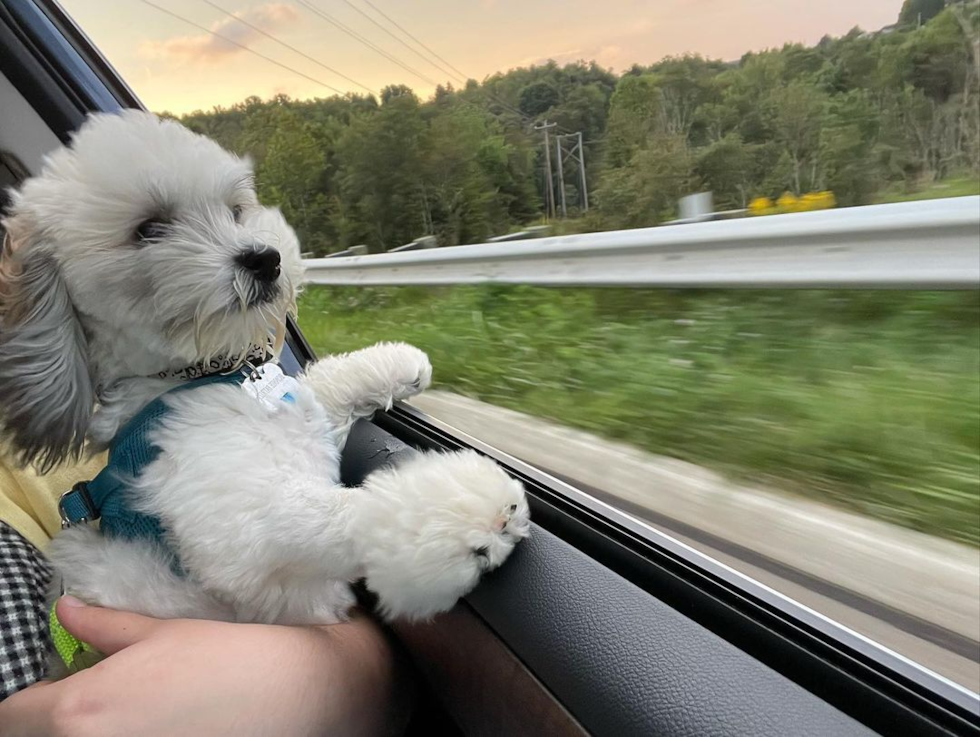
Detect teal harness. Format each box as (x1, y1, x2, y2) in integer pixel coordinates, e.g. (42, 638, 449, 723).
(54, 370, 253, 671)
(59, 372, 248, 552)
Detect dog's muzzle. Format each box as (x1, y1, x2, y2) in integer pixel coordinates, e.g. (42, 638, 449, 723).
(236, 247, 281, 283)
(236, 247, 282, 306)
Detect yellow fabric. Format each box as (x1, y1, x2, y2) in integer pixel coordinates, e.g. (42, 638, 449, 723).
(0, 450, 108, 551)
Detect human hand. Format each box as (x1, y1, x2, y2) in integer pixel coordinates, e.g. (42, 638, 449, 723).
(0, 596, 400, 737)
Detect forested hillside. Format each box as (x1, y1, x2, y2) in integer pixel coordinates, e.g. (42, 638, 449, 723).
(176, 2, 980, 255)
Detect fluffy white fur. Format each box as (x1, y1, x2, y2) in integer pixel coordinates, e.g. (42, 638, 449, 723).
(0, 110, 529, 626)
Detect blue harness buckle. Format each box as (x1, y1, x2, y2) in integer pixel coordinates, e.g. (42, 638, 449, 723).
(59, 481, 99, 529)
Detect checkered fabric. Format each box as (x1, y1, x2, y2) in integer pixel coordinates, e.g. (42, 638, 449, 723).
(0, 521, 52, 701)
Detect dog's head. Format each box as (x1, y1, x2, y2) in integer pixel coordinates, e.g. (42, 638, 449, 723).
(0, 110, 304, 470)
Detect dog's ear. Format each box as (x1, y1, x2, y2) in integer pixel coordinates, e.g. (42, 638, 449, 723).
(0, 219, 93, 472)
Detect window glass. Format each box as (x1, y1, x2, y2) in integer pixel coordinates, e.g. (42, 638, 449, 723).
(64, 0, 980, 692)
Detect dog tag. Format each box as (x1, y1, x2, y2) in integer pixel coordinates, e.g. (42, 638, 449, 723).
(242, 363, 300, 410)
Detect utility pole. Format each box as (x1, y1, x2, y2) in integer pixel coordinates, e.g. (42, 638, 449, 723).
(555, 134, 567, 218)
(554, 132, 589, 214)
(577, 131, 589, 212)
(534, 121, 557, 219)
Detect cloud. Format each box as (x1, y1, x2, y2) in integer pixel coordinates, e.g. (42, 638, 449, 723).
(517, 48, 584, 67)
(511, 15, 659, 71)
(516, 43, 631, 71)
(140, 3, 299, 64)
(595, 45, 622, 65)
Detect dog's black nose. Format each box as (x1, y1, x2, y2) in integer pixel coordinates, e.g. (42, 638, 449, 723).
(236, 248, 281, 283)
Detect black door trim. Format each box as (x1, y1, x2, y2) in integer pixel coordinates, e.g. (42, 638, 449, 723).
(375, 403, 980, 736)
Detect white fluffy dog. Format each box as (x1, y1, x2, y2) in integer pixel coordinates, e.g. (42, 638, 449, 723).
(0, 111, 529, 629)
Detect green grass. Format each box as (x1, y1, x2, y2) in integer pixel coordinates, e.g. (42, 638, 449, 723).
(298, 286, 980, 546)
(512, 176, 980, 238)
(873, 175, 980, 203)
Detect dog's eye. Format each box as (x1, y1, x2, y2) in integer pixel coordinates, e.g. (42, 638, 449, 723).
(135, 219, 169, 244)
(231, 204, 244, 223)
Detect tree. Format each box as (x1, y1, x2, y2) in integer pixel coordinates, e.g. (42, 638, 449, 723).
(722, 51, 785, 143)
(594, 135, 694, 229)
(175, 9, 977, 247)
(823, 32, 877, 92)
(551, 84, 611, 143)
(782, 43, 828, 80)
(769, 82, 828, 193)
(904, 9, 970, 102)
(421, 104, 507, 245)
(646, 56, 725, 139)
(604, 74, 662, 166)
(380, 84, 415, 104)
(696, 134, 753, 207)
(335, 91, 426, 251)
(518, 80, 561, 117)
(252, 106, 331, 254)
(899, 0, 947, 27)
(820, 91, 880, 204)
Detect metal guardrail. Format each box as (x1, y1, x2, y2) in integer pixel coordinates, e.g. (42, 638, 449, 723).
(486, 225, 553, 242)
(321, 245, 368, 259)
(303, 197, 980, 289)
(388, 235, 438, 253)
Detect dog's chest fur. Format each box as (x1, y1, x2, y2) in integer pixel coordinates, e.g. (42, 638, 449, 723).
(107, 380, 354, 621)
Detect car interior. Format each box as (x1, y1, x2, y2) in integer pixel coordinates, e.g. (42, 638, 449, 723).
(0, 1, 977, 735)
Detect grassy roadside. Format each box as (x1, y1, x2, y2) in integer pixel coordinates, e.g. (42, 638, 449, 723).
(490, 176, 980, 238)
(873, 176, 980, 203)
(298, 286, 980, 546)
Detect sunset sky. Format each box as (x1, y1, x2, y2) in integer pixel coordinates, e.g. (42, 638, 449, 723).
(59, 0, 903, 114)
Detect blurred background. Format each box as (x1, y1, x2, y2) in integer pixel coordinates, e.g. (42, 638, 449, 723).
(65, 0, 980, 690)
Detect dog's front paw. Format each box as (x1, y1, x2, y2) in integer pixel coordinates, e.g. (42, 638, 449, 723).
(356, 450, 529, 621)
(386, 341, 432, 400)
(364, 341, 432, 407)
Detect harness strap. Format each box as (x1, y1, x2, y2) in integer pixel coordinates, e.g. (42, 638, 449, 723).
(59, 371, 250, 528)
(59, 482, 98, 526)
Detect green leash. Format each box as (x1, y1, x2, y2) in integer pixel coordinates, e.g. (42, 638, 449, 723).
(49, 603, 101, 673)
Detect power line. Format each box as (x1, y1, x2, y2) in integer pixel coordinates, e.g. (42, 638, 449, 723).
(148, 0, 570, 133)
(340, 0, 465, 85)
(353, 0, 536, 125)
(359, 0, 470, 82)
(304, 0, 536, 128)
(294, 0, 440, 88)
(197, 0, 375, 95)
(481, 93, 532, 123)
(341, 0, 570, 133)
(137, 0, 347, 96)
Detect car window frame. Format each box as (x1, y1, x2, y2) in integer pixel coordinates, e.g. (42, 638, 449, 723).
(5, 0, 979, 732)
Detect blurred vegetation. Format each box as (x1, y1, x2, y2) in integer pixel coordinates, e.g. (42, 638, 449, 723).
(173, 3, 980, 255)
(873, 174, 980, 202)
(299, 287, 980, 547)
(174, 2, 980, 546)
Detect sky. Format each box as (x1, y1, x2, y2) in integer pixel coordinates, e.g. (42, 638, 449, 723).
(60, 0, 903, 114)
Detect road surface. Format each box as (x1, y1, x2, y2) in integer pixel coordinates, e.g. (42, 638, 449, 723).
(409, 390, 980, 693)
